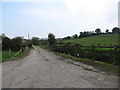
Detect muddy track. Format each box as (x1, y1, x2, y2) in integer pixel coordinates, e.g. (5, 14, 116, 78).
(2, 46, 118, 88)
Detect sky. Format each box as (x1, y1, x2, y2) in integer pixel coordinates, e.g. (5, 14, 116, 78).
(0, 0, 119, 39)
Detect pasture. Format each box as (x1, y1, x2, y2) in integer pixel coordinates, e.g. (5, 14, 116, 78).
(63, 34, 119, 46)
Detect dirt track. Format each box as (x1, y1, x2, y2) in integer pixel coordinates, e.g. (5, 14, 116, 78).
(2, 46, 118, 88)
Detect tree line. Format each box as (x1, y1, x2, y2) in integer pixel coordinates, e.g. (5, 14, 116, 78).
(1, 33, 56, 51)
(62, 27, 120, 40)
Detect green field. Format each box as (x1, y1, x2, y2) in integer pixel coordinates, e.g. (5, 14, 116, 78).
(1, 51, 27, 62)
(63, 34, 119, 46)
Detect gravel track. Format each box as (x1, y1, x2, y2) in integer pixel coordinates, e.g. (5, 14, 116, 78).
(2, 46, 118, 88)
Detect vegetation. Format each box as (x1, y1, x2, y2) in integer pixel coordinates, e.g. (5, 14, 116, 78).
(62, 27, 120, 40)
(2, 35, 32, 61)
(39, 45, 48, 50)
(48, 33, 56, 45)
(56, 52, 119, 74)
(1, 51, 28, 62)
(112, 27, 120, 34)
(95, 28, 101, 34)
(2, 36, 23, 51)
(32, 37, 40, 45)
(11, 37, 23, 51)
(63, 34, 119, 46)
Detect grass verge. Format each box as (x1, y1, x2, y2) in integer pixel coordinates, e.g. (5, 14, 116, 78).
(39, 45, 49, 50)
(67, 62, 98, 73)
(55, 52, 119, 75)
(1, 51, 28, 62)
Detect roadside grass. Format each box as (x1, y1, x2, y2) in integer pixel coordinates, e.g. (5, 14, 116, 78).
(39, 45, 49, 50)
(39, 44, 119, 75)
(67, 61, 98, 73)
(2, 51, 28, 62)
(0, 51, 1, 62)
(55, 52, 119, 75)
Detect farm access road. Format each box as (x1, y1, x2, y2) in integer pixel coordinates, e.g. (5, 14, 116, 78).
(2, 46, 118, 88)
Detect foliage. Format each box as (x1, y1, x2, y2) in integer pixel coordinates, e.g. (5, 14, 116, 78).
(50, 43, 120, 65)
(40, 39, 48, 45)
(112, 27, 120, 34)
(56, 52, 119, 74)
(106, 29, 109, 33)
(62, 36, 71, 40)
(2, 36, 11, 51)
(48, 33, 56, 45)
(95, 28, 101, 34)
(10, 37, 23, 51)
(73, 34, 78, 38)
(32, 37, 40, 45)
(2, 36, 25, 51)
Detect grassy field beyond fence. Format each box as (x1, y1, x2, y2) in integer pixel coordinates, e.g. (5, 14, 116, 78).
(63, 34, 119, 46)
(1, 51, 28, 62)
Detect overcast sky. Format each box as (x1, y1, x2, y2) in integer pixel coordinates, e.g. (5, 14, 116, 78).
(1, 0, 119, 39)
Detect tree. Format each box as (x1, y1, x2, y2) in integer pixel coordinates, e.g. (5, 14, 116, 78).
(48, 33, 56, 45)
(32, 37, 40, 45)
(73, 34, 78, 38)
(106, 29, 109, 34)
(1, 33, 5, 37)
(2, 36, 11, 51)
(66, 36, 71, 40)
(95, 28, 101, 34)
(112, 27, 120, 34)
(75, 34, 78, 38)
(11, 37, 23, 51)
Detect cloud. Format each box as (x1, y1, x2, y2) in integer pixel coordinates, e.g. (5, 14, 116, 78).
(63, 0, 106, 15)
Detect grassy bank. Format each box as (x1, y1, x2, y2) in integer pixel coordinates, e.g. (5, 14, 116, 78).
(55, 52, 119, 75)
(1, 51, 28, 62)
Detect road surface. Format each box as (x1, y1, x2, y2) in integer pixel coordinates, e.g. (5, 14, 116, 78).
(2, 46, 118, 88)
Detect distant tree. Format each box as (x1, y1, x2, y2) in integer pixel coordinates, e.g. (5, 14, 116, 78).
(11, 37, 23, 51)
(66, 36, 71, 39)
(95, 28, 101, 34)
(112, 27, 120, 34)
(73, 34, 78, 39)
(79, 32, 85, 37)
(2, 36, 11, 51)
(26, 40, 32, 47)
(48, 33, 56, 45)
(1, 33, 5, 37)
(80, 32, 82, 35)
(32, 37, 40, 45)
(106, 29, 109, 34)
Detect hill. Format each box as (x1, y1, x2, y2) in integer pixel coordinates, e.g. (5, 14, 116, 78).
(63, 34, 119, 46)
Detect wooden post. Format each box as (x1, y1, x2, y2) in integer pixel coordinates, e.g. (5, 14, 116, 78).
(113, 45, 117, 65)
(92, 45, 95, 61)
(9, 49, 11, 58)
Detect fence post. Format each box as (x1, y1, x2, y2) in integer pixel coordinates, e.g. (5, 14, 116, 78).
(113, 45, 117, 65)
(9, 49, 11, 59)
(92, 45, 95, 61)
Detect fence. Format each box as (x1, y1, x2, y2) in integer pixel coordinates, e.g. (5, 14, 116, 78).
(50, 44, 120, 65)
(9, 46, 29, 59)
